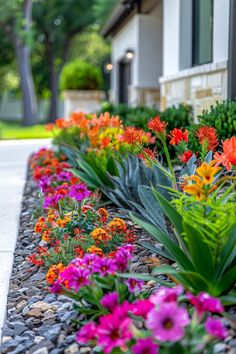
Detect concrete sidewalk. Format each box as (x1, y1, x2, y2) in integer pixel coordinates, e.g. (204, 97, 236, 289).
(0, 139, 51, 337)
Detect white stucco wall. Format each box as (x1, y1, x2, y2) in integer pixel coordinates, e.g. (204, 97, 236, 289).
(213, 0, 230, 63)
(163, 0, 180, 76)
(138, 2, 163, 87)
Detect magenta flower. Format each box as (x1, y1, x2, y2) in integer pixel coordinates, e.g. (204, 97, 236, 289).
(146, 302, 190, 342)
(57, 171, 73, 181)
(150, 285, 183, 305)
(60, 266, 90, 291)
(100, 292, 119, 311)
(205, 317, 228, 340)
(187, 292, 224, 316)
(131, 338, 159, 354)
(43, 194, 62, 208)
(76, 322, 97, 344)
(92, 257, 117, 276)
(50, 280, 62, 294)
(69, 183, 91, 201)
(125, 278, 144, 293)
(97, 312, 132, 353)
(131, 299, 154, 319)
(114, 245, 133, 272)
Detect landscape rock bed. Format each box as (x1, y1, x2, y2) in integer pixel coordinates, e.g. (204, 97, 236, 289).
(1, 166, 159, 354)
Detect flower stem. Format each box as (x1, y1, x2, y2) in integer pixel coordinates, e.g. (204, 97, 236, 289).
(162, 137, 177, 189)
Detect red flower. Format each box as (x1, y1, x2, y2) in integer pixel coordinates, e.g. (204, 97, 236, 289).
(138, 148, 157, 161)
(178, 150, 193, 163)
(196, 126, 218, 151)
(168, 128, 188, 145)
(214, 136, 236, 170)
(147, 116, 167, 135)
(121, 127, 143, 145)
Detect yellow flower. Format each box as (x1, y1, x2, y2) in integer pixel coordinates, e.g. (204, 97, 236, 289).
(56, 216, 70, 228)
(196, 161, 220, 184)
(87, 246, 103, 256)
(108, 218, 126, 231)
(90, 228, 111, 242)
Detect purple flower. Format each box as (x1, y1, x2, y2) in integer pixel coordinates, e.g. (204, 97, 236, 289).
(150, 285, 183, 305)
(50, 280, 62, 294)
(205, 317, 228, 340)
(131, 338, 159, 354)
(125, 278, 144, 293)
(76, 322, 97, 344)
(187, 292, 224, 316)
(69, 183, 91, 201)
(100, 292, 119, 311)
(57, 171, 73, 181)
(60, 266, 90, 291)
(146, 302, 190, 342)
(43, 194, 62, 208)
(92, 258, 117, 276)
(114, 245, 133, 272)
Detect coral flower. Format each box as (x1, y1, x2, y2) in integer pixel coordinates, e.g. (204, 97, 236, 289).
(205, 317, 228, 340)
(196, 161, 220, 184)
(146, 302, 190, 342)
(132, 338, 159, 354)
(169, 128, 188, 145)
(46, 263, 66, 284)
(178, 150, 194, 163)
(196, 126, 218, 151)
(147, 116, 167, 135)
(214, 136, 236, 170)
(138, 147, 157, 161)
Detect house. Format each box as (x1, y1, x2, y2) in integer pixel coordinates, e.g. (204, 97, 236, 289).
(102, 0, 235, 117)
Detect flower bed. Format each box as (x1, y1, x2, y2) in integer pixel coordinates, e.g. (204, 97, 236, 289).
(2, 109, 236, 353)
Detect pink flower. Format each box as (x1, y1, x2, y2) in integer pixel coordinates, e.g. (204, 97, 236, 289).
(93, 258, 117, 276)
(205, 317, 228, 340)
(131, 299, 154, 319)
(150, 285, 183, 305)
(97, 311, 132, 353)
(187, 292, 224, 316)
(60, 266, 90, 291)
(132, 338, 159, 354)
(69, 183, 91, 201)
(146, 302, 190, 342)
(114, 245, 133, 272)
(100, 292, 119, 311)
(125, 278, 144, 293)
(76, 322, 97, 344)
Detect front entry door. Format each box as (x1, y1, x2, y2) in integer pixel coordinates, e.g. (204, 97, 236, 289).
(118, 60, 131, 104)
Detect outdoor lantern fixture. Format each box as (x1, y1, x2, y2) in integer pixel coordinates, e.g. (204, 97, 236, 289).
(125, 48, 134, 61)
(104, 63, 113, 73)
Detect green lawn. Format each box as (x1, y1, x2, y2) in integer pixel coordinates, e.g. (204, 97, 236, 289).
(0, 121, 54, 140)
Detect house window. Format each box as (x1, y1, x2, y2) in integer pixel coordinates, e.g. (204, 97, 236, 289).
(192, 0, 213, 65)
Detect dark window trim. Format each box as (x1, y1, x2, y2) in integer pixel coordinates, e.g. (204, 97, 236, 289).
(192, 0, 214, 67)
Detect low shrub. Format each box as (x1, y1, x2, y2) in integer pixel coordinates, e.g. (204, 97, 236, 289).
(60, 60, 103, 91)
(198, 100, 236, 141)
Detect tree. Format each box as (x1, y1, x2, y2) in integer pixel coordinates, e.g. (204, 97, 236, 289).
(93, 0, 117, 26)
(33, 0, 96, 122)
(0, 0, 37, 126)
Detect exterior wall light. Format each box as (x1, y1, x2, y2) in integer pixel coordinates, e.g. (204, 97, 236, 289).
(104, 63, 113, 73)
(125, 48, 134, 60)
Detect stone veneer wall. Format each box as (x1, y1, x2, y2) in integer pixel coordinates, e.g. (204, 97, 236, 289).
(127, 85, 160, 108)
(159, 61, 228, 120)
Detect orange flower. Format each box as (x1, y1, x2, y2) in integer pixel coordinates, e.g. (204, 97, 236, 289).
(214, 136, 236, 170)
(42, 230, 52, 243)
(196, 126, 218, 151)
(178, 150, 194, 163)
(56, 216, 70, 228)
(87, 246, 103, 256)
(46, 263, 66, 285)
(55, 118, 68, 129)
(108, 218, 126, 231)
(98, 208, 109, 222)
(196, 161, 220, 184)
(147, 116, 167, 135)
(45, 123, 54, 131)
(90, 228, 112, 242)
(169, 128, 188, 145)
(120, 127, 143, 145)
(138, 148, 157, 161)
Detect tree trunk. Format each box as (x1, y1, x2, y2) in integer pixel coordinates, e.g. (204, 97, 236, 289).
(15, 0, 37, 126)
(48, 52, 59, 122)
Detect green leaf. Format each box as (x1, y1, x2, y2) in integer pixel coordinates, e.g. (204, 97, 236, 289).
(219, 294, 236, 305)
(216, 265, 236, 294)
(183, 222, 215, 280)
(107, 155, 119, 176)
(130, 213, 194, 271)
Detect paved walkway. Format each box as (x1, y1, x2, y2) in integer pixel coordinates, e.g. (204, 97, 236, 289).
(0, 139, 51, 337)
